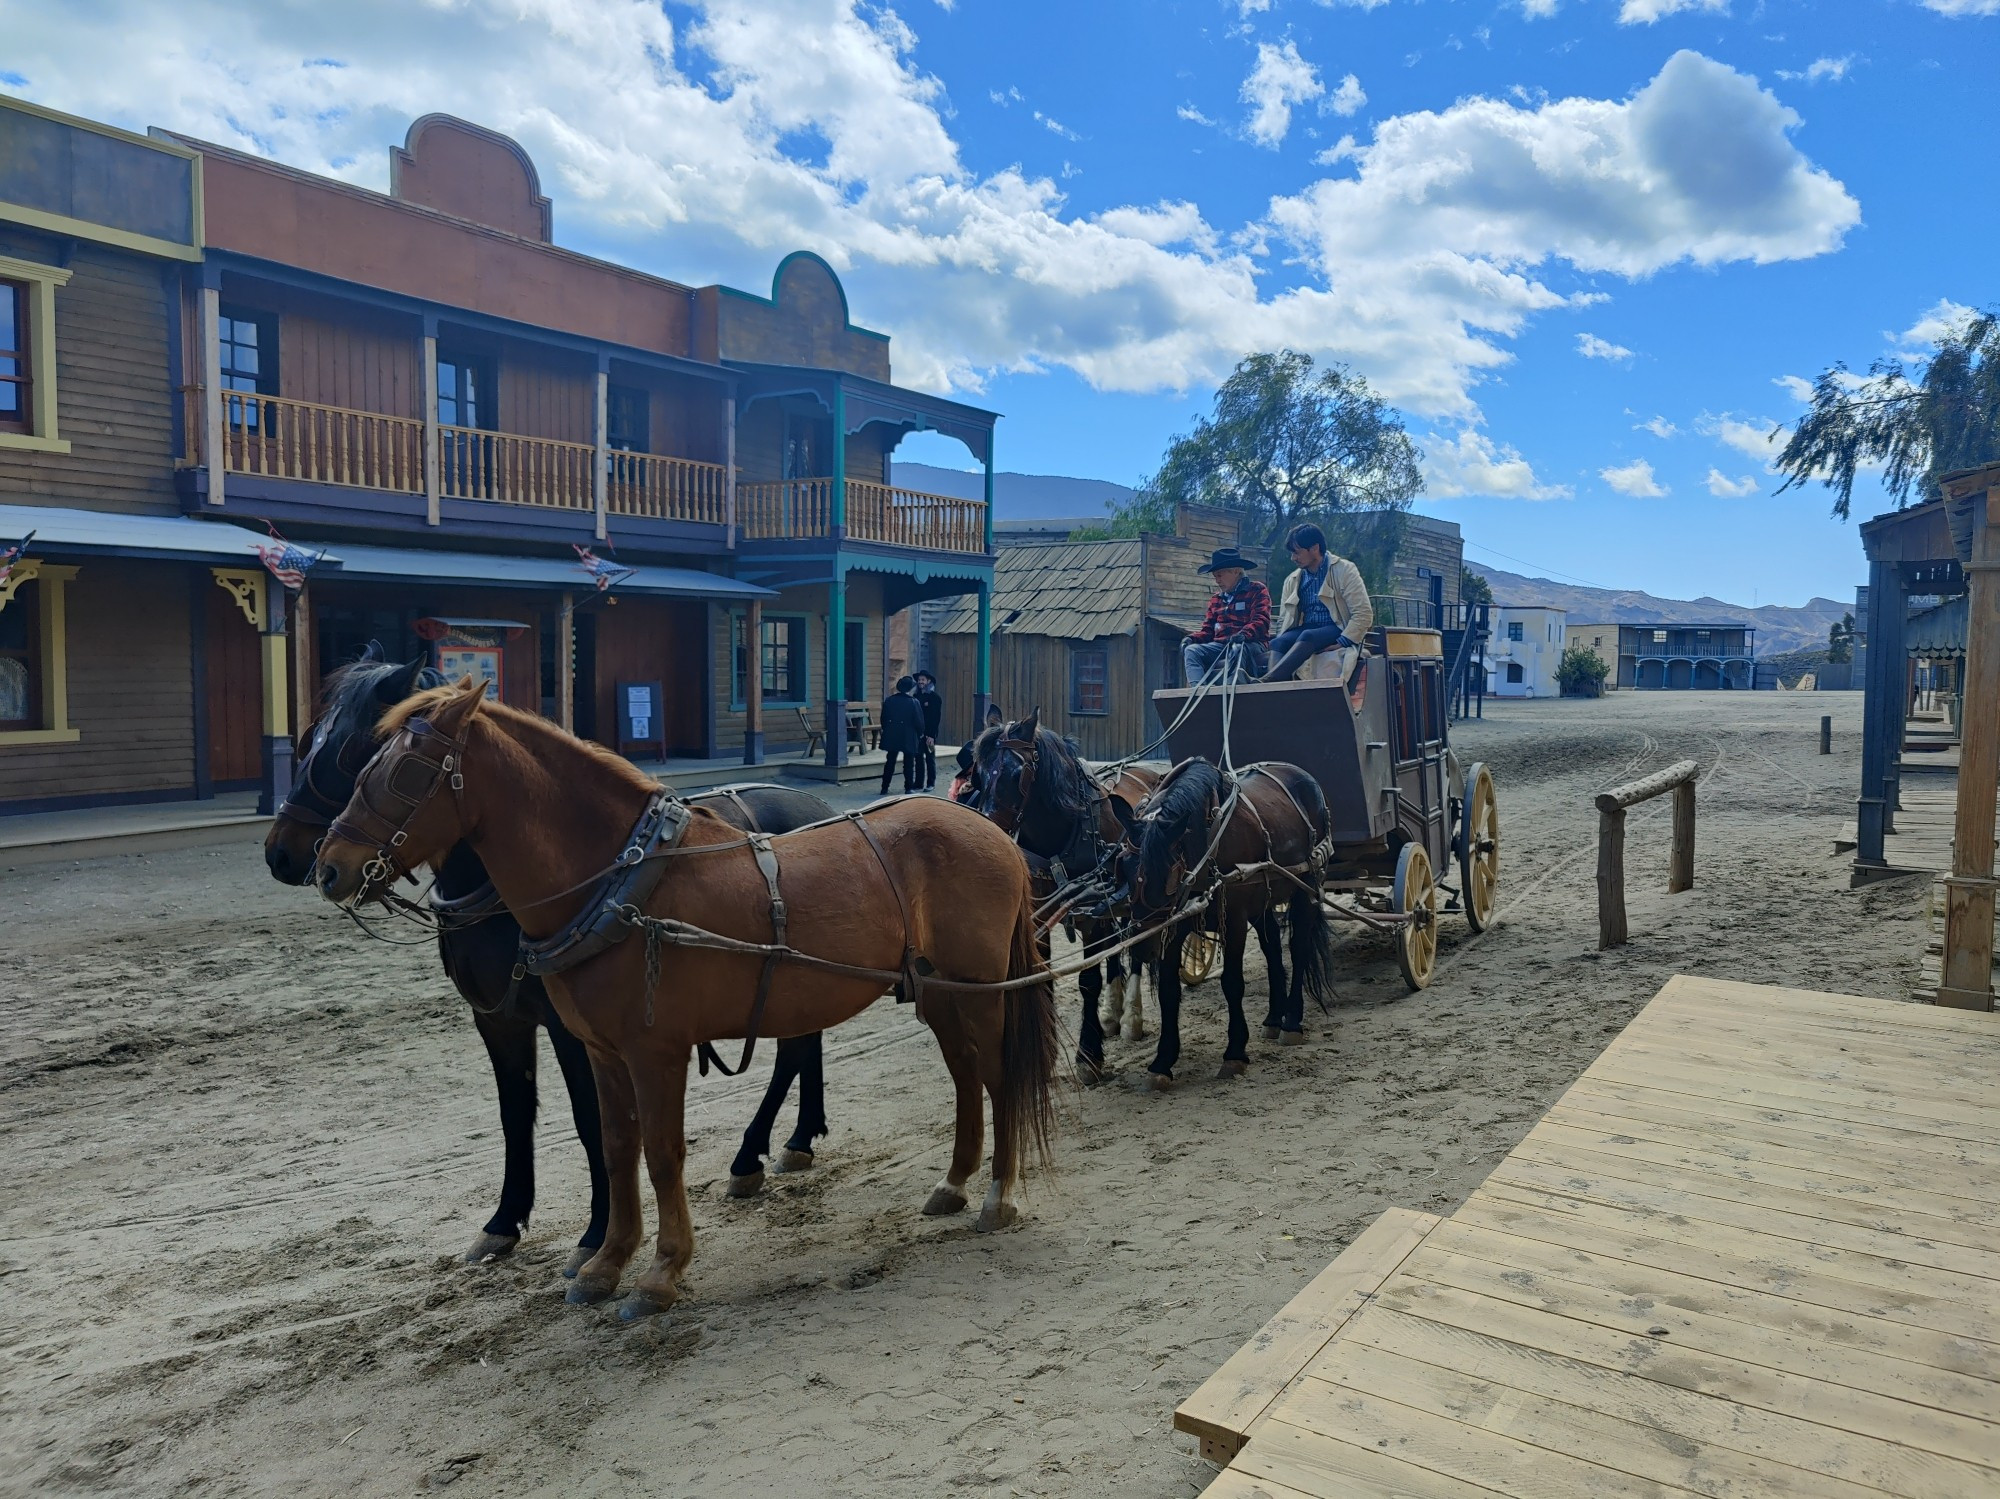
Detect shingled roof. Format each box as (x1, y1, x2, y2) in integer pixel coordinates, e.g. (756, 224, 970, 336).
(933, 538, 1143, 639)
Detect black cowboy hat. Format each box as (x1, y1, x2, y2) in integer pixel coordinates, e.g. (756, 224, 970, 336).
(1197, 546, 1257, 574)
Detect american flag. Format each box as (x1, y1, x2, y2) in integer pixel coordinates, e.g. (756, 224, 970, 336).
(573, 543, 635, 592)
(0, 531, 33, 588)
(251, 523, 325, 591)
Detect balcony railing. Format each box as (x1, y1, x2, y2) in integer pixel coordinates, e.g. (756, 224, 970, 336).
(437, 425, 594, 511)
(738, 477, 986, 554)
(739, 479, 834, 540)
(183, 387, 424, 493)
(608, 450, 729, 525)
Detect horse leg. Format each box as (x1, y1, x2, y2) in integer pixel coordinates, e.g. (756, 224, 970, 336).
(566, 1046, 644, 1307)
(1146, 937, 1186, 1088)
(778, 1032, 826, 1170)
(465, 1006, 538, 1263)
(725, 1044, 797, 1199)
(1255, 909, 1288, 1041)
(544, 1002, 609, 1275)
(1115, 953, 1147, 1041)
(921, 1004, 984, 1217)
(1217, 907, 1251, 1079)
(618, 1049, 693, 1322)
(1075, 956, 1108, 1082)
(1096, 952, 1123, 1036)
(970, 995, 1019, 1233)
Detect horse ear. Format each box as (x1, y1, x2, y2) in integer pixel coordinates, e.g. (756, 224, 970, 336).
(1025, 706, 1041, 735)
(432, 674, 489, 729)
(360, 638, 386, 664)
(377, 657, 428, 704)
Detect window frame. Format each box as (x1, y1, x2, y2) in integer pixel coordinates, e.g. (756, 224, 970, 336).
(0, 279, 29, 436)
(730, 610, 810, 709)
(0, 576, 40, 727)
(1068, 642, 1110, 717)
(217, 305, 279, 434)
(0, 255, 73, 454)
(607, 384, 650, 454)
(436, 352, 497, 431)
(1505, 661, 1524, 684)
(0, 562, 81, 744)
(1506, 620, 1524, 642)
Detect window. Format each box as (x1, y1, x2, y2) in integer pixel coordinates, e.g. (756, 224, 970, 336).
(218, 307, 277, 432)
(1506, 621, 1524, 642)
(607, 385, 649, 453)
(0, 578, 39, 727)
(1506, 662, 1524, 684)
(1070, 645, 1108, 715)
(1652, 629, 1668, 644)
(437, 355, 493, 430)
(732, 613, 807, 706)
(0, 281, 27, 435)
(0, 254, 72, 452)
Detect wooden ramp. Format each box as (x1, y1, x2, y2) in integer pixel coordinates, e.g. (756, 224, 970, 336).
(1176, 975, 2000, 1497)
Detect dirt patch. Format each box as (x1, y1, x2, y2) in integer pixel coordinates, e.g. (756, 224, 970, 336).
(0, 693, 1925, 1497)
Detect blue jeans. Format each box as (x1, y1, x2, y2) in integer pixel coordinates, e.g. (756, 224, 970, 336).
(1263, 624, 1346, 681)
(1183, 638, 1267, 684)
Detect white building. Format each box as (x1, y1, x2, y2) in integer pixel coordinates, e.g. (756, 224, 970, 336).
(1487, 606, 1567, 698)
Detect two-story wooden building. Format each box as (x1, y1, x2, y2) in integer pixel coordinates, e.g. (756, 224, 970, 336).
(1568, 622, 1757, 690)
(0, 97, 997, 816)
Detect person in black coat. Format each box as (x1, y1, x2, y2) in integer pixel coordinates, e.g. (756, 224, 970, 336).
(878, 675, 926, 795)
(912, 669, 944, 789)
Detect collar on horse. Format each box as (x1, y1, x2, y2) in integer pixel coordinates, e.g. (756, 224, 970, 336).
(517, 789, 690, 981)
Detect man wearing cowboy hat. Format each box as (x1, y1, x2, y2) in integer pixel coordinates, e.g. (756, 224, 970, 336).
(1182, 546, 1272, 684)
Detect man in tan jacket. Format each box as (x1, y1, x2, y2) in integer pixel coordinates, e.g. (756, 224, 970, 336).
(1259, 523, 1374, 683)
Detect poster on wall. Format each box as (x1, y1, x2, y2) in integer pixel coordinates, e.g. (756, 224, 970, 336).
(416, 619, 525, 705)
(436, 645, 503, 701)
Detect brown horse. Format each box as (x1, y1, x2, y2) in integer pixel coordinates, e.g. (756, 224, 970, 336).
(313, 678, 1057, 1319)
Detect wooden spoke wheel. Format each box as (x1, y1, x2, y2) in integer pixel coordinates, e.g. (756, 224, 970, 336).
(1179, 927, 1219, 986)
(1458, 762, 1499, 933)
(1393, 843, 1439, 992)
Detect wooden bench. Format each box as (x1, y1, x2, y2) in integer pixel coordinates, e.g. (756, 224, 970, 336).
(1173, 1207, 1441, 1465)
(845, 708, 880, 752)
(792, 706, 824, 759)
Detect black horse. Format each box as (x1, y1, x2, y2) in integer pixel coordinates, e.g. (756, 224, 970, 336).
(264, 648, 836, 1272)
(970, 712, 1160, 1079)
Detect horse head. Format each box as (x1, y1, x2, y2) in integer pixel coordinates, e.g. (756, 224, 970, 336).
(265, 644, 440, 885)
(1116, 759, 1222, 923)
(975, 707, 1042, 834)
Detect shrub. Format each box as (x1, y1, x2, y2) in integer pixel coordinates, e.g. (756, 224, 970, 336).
(1557, 643, 1610, 698)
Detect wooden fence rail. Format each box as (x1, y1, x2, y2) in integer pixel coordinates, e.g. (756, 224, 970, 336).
(1595, 759, 1697, 949)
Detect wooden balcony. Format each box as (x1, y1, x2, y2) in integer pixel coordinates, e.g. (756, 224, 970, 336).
(437, 425, 594, 511)
(608, 450, 728, 525)
(738, 477, 986, 554)
(183, 387, 425, 493)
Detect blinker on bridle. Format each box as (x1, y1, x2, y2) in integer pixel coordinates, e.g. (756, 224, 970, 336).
(324, 716, 469, 904)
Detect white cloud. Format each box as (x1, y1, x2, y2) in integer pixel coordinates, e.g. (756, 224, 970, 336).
(1893, 298, 1978, 351)
(1177, 103, 1217, 126)
(1618, 0, 1727, 21)
(1239, 0, 1272, 13)
(1521, 0, 1561, 15)
(1637, 414, 1678, 437)
(1778, 57, 1853, 83)
(1706, 468, 1758, 496)
(1317, 0, 1393, 9)
(1577, 333, 1635, 361)
(1601, 458, 1667, 497)
(1242, 40, 1323, 148)
(1699, 412, 1782, 466)
(1034, 110, 1079, 141)
(1422, 428, 1571, 499)
(0, 10, 1859, 424)
(1921, 0, 2000, 13)
(1328, 74, 1367, 118)
(1773, 374, 1815, 402)
(1312, 133, 1359, 165)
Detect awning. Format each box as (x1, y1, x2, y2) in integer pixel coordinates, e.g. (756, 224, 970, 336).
(0, 504, 282, 565)
(308, 543, 777, 600)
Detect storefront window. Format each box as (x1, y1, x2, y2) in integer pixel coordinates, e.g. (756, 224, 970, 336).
(733, 613, 807, 706)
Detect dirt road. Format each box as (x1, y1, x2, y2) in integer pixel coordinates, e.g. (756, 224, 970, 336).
(0, 692, 1927, 1497)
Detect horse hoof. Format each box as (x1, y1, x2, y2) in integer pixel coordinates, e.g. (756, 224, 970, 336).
(565, 1274, 619, 1305)
(923, 1186, 969, 1217)
(774, 1149, 815, 1174)
(1216, 1060, 1247, 1079)
(462, 1231, 518, 1263)
(975, 1201, 1019, 1233)
(1075, 1056, 1105, 1086)
(1148, 1072, 1173, 1092)
(1261, 1025, 1281, 1042)
(726, 1170, 765, 1199)
(1278, 1030, 1307, 1047)
(616, 1293, 672, 1322)
(1124, 1023, 1147, 1042)
(562, 1245, 595, 1278)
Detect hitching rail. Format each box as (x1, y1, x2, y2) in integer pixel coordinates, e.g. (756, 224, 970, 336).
(1594, 759, 1697, 949)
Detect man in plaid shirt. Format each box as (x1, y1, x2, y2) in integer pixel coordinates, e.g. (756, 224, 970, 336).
(1182, 547, 1271, 683)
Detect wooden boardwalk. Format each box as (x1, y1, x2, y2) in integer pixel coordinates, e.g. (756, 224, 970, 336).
(1176, 975, 2000, 1498)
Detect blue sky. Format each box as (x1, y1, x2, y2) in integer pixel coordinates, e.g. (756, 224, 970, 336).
(6, 0, 1995, 606)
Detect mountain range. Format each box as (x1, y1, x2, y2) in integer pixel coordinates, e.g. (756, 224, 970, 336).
(893, 461, 1850, 657)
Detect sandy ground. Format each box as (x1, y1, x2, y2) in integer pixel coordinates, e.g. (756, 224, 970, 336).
(0, 691, 1932, 1499)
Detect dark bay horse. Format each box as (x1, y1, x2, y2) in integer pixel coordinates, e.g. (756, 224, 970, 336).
(970, 712, 1160, 1078)
(314, 679, 1058, 1318)
(264, 651, 836, 1273)
(1113, 758, 1334, 1085)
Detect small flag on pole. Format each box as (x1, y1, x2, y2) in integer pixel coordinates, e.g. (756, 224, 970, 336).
(0, 531, 34, 589)
(573, 543, 635, 592)
(251, 522, 325, 591)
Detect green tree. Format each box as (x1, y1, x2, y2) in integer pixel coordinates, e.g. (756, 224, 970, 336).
(1827, 611, 1856, 664)
(1093, 351, 1424, 579)
(1774, 310, 2000, 518)
(1556, 643, 1610, 698)
(1459, 565, 1494, 609)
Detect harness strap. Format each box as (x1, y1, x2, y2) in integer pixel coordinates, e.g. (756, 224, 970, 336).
(848, 810, 927, 1018)
(695, 832, 787, 1078)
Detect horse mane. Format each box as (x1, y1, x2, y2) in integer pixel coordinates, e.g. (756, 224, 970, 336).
(1028, 726, 1095, 824)
(1136, 758, 1224, 895)
(378, 684, 659, 794)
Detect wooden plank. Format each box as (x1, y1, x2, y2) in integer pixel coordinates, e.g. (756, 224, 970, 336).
(1229, 1415, 1502, 1498)
(1175, 1207, 1441, 1462)
(1648, 975, 1997, 1033)
(1581, 1051, 1994, 1138)
(1599, 1026, 2000, 1110)
(1479, 1157, 2000, 1283)
(1343, 1304, 1999, 1499)
(1637, 988, 2000, 1060)
(1197, 1465, 1340, 1499)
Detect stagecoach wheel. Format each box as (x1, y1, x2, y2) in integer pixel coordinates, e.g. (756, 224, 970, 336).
(1180, 927, 1220, 986)
(1393, 843, 1439, 992)
(1459, 762, 1500, 933)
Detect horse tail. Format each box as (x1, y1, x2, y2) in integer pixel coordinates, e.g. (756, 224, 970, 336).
(1288, 884, 1336, 1016)
(1002, 892, 1060, 1172)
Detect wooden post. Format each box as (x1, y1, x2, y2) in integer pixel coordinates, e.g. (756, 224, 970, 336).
(257, 576, 293, 817)
(1669, 780, 1695, 894)
(1938, 478, 2000, 1010)
(201, 285, 225, 506)
(824, 567, 847, 768)
(1820, 714, 1832, 755)
(422, 329, 441, 524)
(593, 366, 610, 542)
(556, 593, 575, 733)
(291, 582, 314, 734)
(724, 394, 737, 546)
(1597, 808, 1626, 950)
(744, 596, 764, 765)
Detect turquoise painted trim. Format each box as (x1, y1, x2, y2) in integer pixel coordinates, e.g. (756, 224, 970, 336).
(826, 566, 847, 702)
(831, 383, 847, 531)
(983, 443, 995, 554)
(713, 251, 892, 344)
(831, 548, 993, 584)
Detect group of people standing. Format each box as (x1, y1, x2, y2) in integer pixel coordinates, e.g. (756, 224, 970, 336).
(878, 669, 944, 796)
(1180, 523, 1374, 689)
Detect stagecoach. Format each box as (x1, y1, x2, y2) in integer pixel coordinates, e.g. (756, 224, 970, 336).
(1149, 624, 1498, 990)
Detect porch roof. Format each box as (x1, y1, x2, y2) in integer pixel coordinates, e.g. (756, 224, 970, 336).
(726, 360, 998, 465)
(0, 504, 282, 565)
(317, 542, 776, 599)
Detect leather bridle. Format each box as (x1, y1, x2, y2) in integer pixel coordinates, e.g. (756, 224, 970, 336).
(278, 711, 380, 830)
(324, 715, 470, 903)
(980, 728, 1040, 836)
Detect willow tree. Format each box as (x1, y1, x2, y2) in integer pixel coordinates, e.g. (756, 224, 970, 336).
(1774, 310, 2000, 518)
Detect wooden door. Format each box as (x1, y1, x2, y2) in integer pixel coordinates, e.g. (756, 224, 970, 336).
(206, 581, 262, 785)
